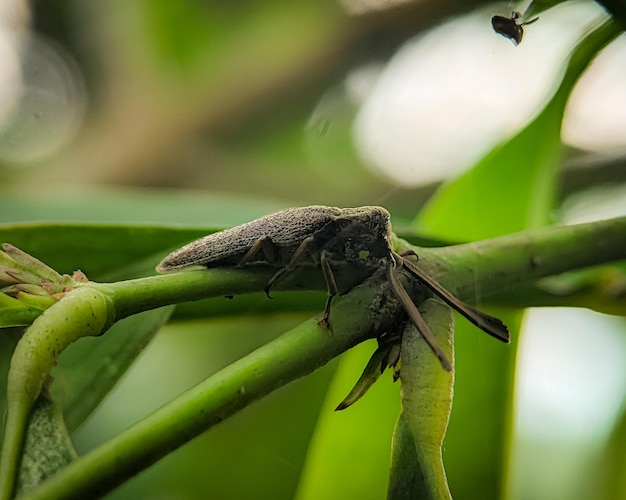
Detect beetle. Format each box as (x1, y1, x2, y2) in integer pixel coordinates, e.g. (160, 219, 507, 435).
(157, 206, 509, 371)
(491, 11, 539, 46)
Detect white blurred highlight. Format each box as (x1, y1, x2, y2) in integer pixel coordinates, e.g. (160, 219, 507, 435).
(517, 308, 626, 441)
(0, 29, 21, 125)
(563, 34, 626, 152)
(0, 30, 86, 165)
(351, 2, 616, 186)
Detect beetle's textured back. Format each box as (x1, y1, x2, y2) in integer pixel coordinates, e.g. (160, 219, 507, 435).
(155, 204, 510, 374)
(157, 206, 344, 271)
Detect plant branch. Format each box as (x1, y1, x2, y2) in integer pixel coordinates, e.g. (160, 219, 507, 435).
(403, 216, 626, 305)
(486, 280, 626, 316)
(21, 273, 396, 499)
(87, 216, 626, 320)
(91, 268, 277, 320)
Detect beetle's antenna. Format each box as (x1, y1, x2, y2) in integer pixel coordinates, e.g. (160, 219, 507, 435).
(387, 259, 453, 372)
(396, 253, 510, 343)
(522, 16, 539, 26)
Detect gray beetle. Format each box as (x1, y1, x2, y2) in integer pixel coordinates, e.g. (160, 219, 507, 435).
(157, 206, 509, 371)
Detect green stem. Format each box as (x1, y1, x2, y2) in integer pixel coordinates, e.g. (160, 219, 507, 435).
(22, 276, 391, 500)
(94, 216, 626, 319)
(0, 288, 113, 500)
(489, 282, 626, 316)
(6, 217, 626, 328)
(91, 267, 276, 320)
(407, 215, 626, 302)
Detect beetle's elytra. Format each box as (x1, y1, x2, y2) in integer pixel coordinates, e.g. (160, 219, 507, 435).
(157, 206, 509, 371)
(491, 11, 539, 46)
(157, 206, 392, 272)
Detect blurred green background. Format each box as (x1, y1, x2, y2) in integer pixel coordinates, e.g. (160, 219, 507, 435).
(1, 0, 625, 499)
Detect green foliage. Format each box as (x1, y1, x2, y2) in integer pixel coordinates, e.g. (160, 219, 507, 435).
(415, 18, 622, 500)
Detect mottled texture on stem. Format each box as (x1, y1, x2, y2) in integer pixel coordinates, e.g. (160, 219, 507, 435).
(398, 216, 626, 304)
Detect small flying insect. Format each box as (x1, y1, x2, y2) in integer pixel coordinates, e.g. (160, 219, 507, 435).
(157, 206, 509, 372)
(492, 11, 539, 46)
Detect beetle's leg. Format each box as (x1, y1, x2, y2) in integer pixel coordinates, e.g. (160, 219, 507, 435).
(238, 235, 279, 267)
(387, 256, 453, 372)
(396, 252, 509, 343)
(522, 16, 539, 26)
(318, 250, 340, 330)
(267, 238, 337, 327)
(264, 236, 315, 298)
(398, 249, 418, 259)
(289, 235, 316, 267)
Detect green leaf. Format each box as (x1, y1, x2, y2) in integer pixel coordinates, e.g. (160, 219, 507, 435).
(388, 299, 454, 500)
(419, 20, 621, 240)
(597, 402, 626, 500)
(16, 391, 77, 496)
(51, 307, 175, 431)
(0, 224, 227, 281)
(443, 312, 520, 500)
(0, 186, 307, 283)
(416, 18, 621, 500)
(0, 327, 23, 440)
(0, 294, 41, 328)
(0, 186, 287, 226)
(334, 338, 400, 411)
(294, 341, 400, 500)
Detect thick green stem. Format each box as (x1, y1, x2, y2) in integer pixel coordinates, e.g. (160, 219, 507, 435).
(0, 288, 113, 500)
(102, 216, 626, 317)
(389, 299, 455, 500)
(21, 275, 393, 500)
(405, 216, 626, 302)
(91, 268, 275, 320)
(5, 217, 626, 328)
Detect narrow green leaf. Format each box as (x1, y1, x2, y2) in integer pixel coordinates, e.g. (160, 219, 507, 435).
(335, 339, 398, 411)
(1, 244, 63, 284)
(0, 294, 41, 328)
(595, 403, 626, 500)
(419, 18, 620, 241)
(388, 415, 423, 499)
